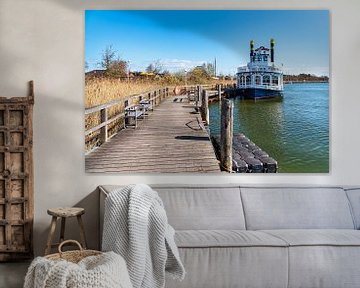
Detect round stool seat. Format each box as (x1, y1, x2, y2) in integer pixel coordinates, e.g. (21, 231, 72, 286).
(47, 207, 85, 218)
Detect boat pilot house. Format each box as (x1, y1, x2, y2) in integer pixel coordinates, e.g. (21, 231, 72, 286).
(236, 39, 284, 99)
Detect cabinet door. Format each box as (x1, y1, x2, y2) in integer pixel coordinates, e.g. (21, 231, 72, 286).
(0, 99, 33, 261)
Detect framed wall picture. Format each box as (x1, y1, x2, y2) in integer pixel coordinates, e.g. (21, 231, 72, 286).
(84, 10, 329, 173)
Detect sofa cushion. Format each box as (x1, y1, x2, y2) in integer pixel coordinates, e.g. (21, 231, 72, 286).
(165, 247, 288, 288)
(100, 185, 246, 230)
(261, 230, 360, 288)
(287, 246, 360, 288)
(175, 230, 288, 248)
(241, 187, 355, 230)
(262, 229, 360, 246)
(154, 186, 246, 230)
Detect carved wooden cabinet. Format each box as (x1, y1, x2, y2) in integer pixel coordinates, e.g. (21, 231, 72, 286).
(0, 82, 34, 261)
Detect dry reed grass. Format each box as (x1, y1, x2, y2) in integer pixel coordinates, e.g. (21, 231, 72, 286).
(85, 78, 163, 151)
(85, 78, 162, 109)
(85, 77, 234, 109)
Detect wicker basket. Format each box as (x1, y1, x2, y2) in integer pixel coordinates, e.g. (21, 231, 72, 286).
(45, 240, 102, 263)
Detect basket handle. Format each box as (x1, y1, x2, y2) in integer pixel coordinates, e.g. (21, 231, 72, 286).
(58, 240, 83, 255)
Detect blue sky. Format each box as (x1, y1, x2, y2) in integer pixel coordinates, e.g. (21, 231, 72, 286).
(85, 10, 329, 76)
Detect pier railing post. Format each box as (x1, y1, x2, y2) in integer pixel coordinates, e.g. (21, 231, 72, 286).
(124, 99, 129, 128)
(201, 89, 209, 125)
(196, 85, 201, 108)
(220, 98, 233, 172)
(100, 107, 108, 143)
(218, 84, 222, 103)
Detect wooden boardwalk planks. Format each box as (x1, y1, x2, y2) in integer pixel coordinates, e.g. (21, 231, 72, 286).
(85, 96, 220, 173)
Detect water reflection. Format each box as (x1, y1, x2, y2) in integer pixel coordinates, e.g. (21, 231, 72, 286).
(209, 83, 329, 173)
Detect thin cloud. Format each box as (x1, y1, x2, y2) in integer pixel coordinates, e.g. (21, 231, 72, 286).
(159, 59, 206, 72)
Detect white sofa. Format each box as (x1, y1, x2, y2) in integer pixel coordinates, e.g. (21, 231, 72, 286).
(99, 185, 360, 288)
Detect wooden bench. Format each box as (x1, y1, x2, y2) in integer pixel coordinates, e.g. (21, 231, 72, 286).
(125, 104, 145, 128)
(187, 89, 197, 102)
(139, 99, 152, 115)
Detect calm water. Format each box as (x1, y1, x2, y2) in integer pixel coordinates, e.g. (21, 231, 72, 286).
(209, 83, 329, 173)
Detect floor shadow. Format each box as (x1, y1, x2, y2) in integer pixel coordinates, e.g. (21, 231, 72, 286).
(175, 135, 209, 141)
(0, 260, 31, 288)
(73, 188, 100, 250)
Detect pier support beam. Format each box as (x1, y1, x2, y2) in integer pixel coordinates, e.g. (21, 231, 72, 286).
(201, 89, 209, 125)
(220, 98, 233, 172)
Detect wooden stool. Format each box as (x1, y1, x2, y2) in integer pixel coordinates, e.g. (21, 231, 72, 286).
(45, 207, 87, 255)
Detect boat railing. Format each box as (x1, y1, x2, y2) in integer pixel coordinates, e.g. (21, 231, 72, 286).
(237, 66, 283, 73)
(237, 84, 284, 91)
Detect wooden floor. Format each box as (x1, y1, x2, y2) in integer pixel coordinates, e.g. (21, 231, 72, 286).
(85, 96, 220, 173)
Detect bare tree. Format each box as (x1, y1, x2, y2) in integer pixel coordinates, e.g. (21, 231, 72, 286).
(146, 59, 163, 74)
(202, 62, 215, 77)
(146, 63, 155, 73)
(107, 59, 128, 78)
(98, 46, 129, 78)
(189, 66, 211, 83)
(100, 45, 117, 70)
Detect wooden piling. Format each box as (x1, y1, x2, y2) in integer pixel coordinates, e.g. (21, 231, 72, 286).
(220, 98, 233, 172)
(201, 89, 209, 125)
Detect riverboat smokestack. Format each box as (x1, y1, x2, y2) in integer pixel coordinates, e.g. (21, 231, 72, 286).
(250, 40, 254, 58)
(270, 38, 275, 63)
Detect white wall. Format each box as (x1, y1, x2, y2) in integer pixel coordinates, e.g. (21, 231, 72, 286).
(0, 0, 359, 256)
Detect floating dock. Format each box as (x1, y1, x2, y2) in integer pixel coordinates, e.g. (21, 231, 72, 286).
(212, 133, 278, 173)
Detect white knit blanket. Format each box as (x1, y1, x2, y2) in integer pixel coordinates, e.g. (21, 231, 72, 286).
(102, 184, 185, 288)
(24, 251, 133, 288)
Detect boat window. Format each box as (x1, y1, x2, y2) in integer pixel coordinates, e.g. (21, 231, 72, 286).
(246, 76, 251, 85)
(240, 76, 245, 85)
(255, 75, 261, 85)
(263, 75, 270, 85)
(272, 76, 279, 85)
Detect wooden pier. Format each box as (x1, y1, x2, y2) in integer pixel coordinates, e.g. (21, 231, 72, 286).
(85, 83, 278, 173)
(85, 94, 220, 173)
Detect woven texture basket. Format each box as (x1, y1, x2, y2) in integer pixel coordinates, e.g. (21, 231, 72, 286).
(45, 240, 102, 263)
